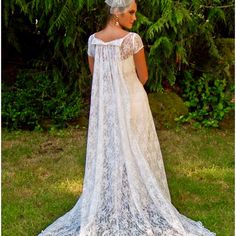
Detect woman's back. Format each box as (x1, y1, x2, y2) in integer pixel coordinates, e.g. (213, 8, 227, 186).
(93, 28, 130, 43)
(88, 31, 144, 60)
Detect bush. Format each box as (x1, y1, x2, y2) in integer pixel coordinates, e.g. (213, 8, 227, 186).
(2, 0, 235, 129)
(176, 72, 234, 128)
(2, 73, 82, 130)
(148, 91, 188, 129)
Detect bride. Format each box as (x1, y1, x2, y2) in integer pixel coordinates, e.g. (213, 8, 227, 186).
(39, 0, 216, 235)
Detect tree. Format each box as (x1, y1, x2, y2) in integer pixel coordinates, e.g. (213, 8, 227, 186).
(2, 0, 235, 129)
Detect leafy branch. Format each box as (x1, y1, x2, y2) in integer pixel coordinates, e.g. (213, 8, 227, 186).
(200, 4, 234, 9)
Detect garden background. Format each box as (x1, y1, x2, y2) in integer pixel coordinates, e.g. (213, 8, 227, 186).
(2, 0, 235, 235)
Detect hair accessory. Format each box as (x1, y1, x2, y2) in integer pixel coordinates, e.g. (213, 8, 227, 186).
(105, 0, 133, 14)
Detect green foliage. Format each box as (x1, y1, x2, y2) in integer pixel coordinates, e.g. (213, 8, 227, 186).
(134, 0, 234, 126)
(3, 0, 93, 129)
(148, 91, 188, 129)
(2, 73, 82, 130)
(2, 0, 235, 129)
(135, 0, 234, 91)
(176, 72, 234, 127)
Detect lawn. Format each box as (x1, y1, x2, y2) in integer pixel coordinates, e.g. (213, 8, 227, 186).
(2, 124, 234, 236)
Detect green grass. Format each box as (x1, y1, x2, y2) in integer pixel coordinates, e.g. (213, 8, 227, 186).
(2, 125, 234, 236)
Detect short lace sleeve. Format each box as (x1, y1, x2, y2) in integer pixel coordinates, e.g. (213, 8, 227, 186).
(87, 35, 95, 57)
(133, 33, 144, 54)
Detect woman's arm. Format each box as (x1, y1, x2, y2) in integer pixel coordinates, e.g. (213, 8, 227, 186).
(88, 56, 94, 75)
(133, 48, 148, 85)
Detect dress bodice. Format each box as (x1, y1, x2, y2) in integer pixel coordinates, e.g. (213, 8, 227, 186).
(87, 32, 144, 61)
(88, 32, 145, 95)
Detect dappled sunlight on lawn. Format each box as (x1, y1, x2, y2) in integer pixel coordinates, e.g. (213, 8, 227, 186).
(56, 179, 83, 196)
(2, 126, 234, 236)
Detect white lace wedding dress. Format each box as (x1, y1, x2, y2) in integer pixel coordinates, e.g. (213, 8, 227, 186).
(38, 32, 216, 236)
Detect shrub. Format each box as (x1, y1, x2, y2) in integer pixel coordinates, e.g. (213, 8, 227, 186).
(2, 0, 235, 129)
(2, 73, 82, 130)
(176, 72, 234, 127)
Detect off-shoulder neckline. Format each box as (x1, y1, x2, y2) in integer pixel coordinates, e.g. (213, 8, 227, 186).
(93, 32, 132, 43)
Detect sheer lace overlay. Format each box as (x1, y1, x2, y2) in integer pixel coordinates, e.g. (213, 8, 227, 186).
(38, 32, 216, 236)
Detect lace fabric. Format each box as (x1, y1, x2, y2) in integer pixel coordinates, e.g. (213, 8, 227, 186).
(38, 32, 216, 236)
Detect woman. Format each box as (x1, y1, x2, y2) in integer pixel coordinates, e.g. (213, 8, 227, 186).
(39, 0, 216, 235)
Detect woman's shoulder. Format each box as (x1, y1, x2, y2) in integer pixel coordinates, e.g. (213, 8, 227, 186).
(89, 30, 140, 37)
(92, 29, 131, 41)
(87, 30, 142, 46)
(87, 33, 96, 45)
(131, 32, 142, 39)
(88, 32, 96, 39)
(93, 30, 104, 38)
